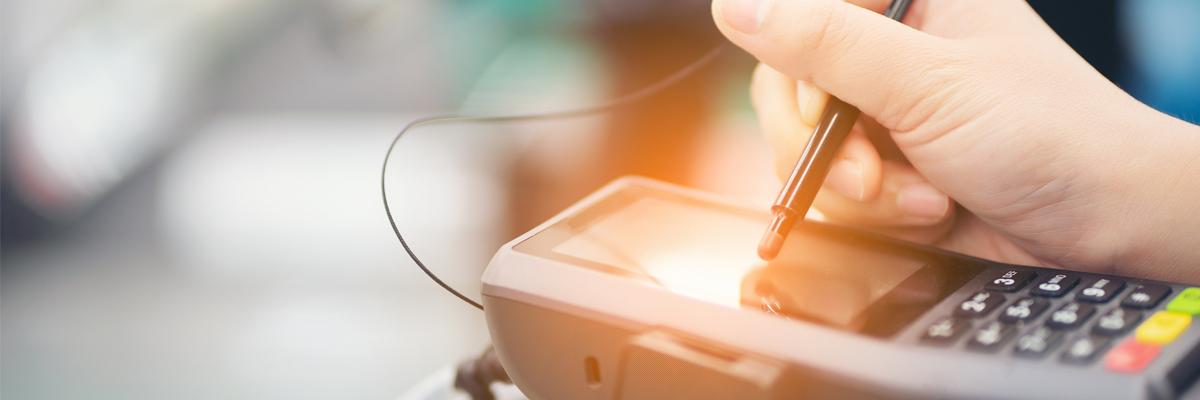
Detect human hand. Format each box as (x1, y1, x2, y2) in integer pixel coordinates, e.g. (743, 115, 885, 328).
(714, 0, 1200, 282)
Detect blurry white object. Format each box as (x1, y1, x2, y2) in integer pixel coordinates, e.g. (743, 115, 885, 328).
(9, 0, 289, 220)
(157, 113, 507, 285)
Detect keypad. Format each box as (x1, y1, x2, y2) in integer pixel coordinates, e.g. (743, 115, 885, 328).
(918, 267, 1194, 373)
(954, 291, 1005, 318)
(1092, 308, 1141, 336)
(1046, 302, 1096, 330)
(1013, 327, 1062, 358)
(1031, 273, 1080, 297)
(985, 269, 1035, 292)
(998, 297, 1048, 324)
(1120, 284, 1171, 309)
(966, 321, 1015, 352)
(1076, 277, 1124, 303)
(1061, 336, 1110, 364)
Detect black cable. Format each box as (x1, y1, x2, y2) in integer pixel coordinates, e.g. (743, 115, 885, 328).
(381, 45, 725, 311)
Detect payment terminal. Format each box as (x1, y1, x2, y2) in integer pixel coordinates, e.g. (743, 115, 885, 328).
(481, 177, 1200, 399)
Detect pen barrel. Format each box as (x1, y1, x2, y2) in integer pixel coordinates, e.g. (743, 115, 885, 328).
(757, 0, 908, 261)
(771, 97, 860, 214)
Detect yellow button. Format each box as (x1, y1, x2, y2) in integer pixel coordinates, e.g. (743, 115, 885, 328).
(1136, 311, 1192, 345)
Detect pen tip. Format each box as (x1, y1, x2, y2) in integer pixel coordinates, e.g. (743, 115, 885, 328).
(757, 230, 784, 261)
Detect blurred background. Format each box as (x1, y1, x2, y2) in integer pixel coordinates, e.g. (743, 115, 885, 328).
(2, 0, 1197, 399)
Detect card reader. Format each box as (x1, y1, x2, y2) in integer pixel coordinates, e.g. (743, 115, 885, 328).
(481, 177, 1200, 399)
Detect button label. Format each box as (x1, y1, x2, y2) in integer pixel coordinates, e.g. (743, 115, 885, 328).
(967, 321, 1015, 352)
(955, 291, 1005, 318)
(1040, 275, 1067, 292)
(1121, 284, 1171, 309)
(985, 270, 1035, 292)
(1099, 313, 1123, 330)
(1077, 277, 1124, 303)
(1062, 336, 1110, 365)
(1031, 273, 1080, 297)
(922, 317, 970, 344)
(994, 271, 1018, 286)
(1013, 327, 1062, 358)
(1008, 304, 1030, 319)
(1053, 309, 1077, 324)
(1084, 279, 1110, 296)
(1046, 302, 1096, 329)
(976, 325, 1003, 345)
(928, 320, 955, 338)
(1093, 308, 1142, 336)
(1000, 297, 1049, 324)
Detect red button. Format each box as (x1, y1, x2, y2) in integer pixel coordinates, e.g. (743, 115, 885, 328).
(1105, 339, 1161, 373)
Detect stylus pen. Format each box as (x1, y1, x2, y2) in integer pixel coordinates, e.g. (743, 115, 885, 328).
(757, 0, 912, 260)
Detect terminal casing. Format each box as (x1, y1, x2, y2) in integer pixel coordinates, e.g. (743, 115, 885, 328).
(482, 177, 1200, 399)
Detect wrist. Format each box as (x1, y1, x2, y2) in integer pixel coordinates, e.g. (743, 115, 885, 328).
(1092, 106, 1200, 282)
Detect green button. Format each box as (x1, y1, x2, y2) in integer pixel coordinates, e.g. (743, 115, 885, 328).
(1167, 287, 1200, 315)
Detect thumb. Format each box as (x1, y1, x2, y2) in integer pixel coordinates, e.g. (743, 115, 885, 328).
(713, 0, 956, 131)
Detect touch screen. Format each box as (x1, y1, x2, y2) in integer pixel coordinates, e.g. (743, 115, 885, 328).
(515, 188, 982, 337)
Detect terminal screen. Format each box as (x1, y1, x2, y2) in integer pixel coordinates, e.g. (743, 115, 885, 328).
(516, 189, 982, 337)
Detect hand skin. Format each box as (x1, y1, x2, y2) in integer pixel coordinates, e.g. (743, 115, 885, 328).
(712, 0, 1200, 283)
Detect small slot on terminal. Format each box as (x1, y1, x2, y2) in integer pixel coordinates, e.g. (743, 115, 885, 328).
(584, 356, 602, 388)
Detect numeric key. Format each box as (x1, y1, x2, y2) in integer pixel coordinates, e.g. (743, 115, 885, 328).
(1121, 284, 1171, 309)
(954, 291, 1005, 318)
(966, 321, 1016, 352)
(1076, 277, 1125, 303)
(922, 317, 971, 344)
(1061, 336, 1111, 365)
(999, 297, 1049, 324)
(1031, 273, 1080, 297)
(1013, 327, 1063, 358)
(1092, 308, 1141, 336)
(985, 269, 1035, 292)
(1047, 302, 1096, 329)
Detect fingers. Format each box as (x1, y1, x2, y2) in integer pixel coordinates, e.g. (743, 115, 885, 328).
(814, 161, 955, 227)
(714, 0, 954, 128)
(751, 62, 951, 231)
(795, 79, 830, 128)
(751, 63, 808, 165)
(821, 128, 882, 201)
(752, 64, 882, 201)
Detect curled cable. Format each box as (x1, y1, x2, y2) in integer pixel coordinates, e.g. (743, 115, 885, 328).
(381, 45, 725, 311)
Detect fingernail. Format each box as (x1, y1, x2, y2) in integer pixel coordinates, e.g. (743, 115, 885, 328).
(897, 183, 950, 219)
(826, 159, 865, 201)
(722, 0, 773, 34)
